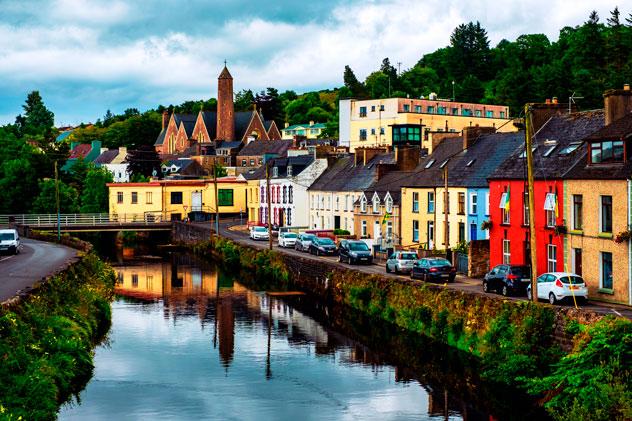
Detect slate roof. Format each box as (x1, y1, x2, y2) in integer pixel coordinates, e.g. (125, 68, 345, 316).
(264, 120, 274, 131)
(309, 152, 395, 193)
(400, 137, 465, 188)
(237, 139, 292, 157)
(154, 128, 167, 146)
(235, 111, 255, 140)
(489, 110, 605, 180)
(163, 158, 196, 172)
(217, 140, 243, 150)
(94, 149, 119, 164)
(68, 144, 92, 159)
(585, 112, 632, 141)
(201, 111, 217, 139)
(241, 155, 315, 180)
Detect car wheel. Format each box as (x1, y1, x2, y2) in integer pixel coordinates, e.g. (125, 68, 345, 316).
(338, 255, 343, 262)
(394, 266, 400, 274)
(483, 281, 489, 293)
(502, 285, 509, 297)
(386, 264, 391, 273)
(548, 293, 557, 305)
(350, 257, 355, 265)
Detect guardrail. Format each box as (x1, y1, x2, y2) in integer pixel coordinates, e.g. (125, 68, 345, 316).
(0, 213, 169, 226)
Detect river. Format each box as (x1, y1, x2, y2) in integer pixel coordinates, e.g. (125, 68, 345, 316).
(59, 252, 544, 420)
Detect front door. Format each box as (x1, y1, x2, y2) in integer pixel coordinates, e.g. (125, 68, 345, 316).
(278, 208, 285, 227)
(427, 221, 434, 249)
(334, 215, 341, 230)
(191, 191, 202, 212)
(573, 248, 582, 276)
(470, 222, 477, 241)
(374, 221, 381, 240)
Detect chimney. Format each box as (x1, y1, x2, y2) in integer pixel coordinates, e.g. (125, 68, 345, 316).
(309, 120, 314, 126)
(216, 65, 235, 141)
(162, 111, 169, 130)
(396, 146, 421, 171)
(604, 84, 632, 125)
(363, 147, 382, 166)
(529, 101, 570, 133)
(552, 97, 558, 104)
(284, 122, 289, 128)
(100, 147, 107, 154)
(545, 98, 551, 104)
(463, 125, 496, 150)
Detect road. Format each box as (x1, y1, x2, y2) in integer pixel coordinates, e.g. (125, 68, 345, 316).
(214, 221, 632, 319)
(0, 238, 78, 302)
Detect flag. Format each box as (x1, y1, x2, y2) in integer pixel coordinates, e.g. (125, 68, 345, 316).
(554, 193, 559, 218)
(503, 187, 510, 211)
(381, 212, 391, 225)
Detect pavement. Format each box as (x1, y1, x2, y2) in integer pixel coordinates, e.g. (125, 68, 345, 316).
(211, 220, 632, 320)
(0, 238, 79, 302)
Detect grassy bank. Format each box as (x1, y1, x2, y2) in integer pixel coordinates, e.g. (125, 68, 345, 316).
(0, 252, 115, 420)
(194, 237, 631, 421)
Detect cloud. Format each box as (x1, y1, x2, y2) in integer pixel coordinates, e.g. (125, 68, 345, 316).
(0, 0, 623, 125)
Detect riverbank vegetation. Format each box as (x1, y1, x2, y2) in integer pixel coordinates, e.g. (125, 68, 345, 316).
(0, 253, 115, 420)
(198, 238, 631, 421)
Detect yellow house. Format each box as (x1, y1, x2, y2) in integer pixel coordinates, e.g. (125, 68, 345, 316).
(108, 176, 248, 221)
(245, 178, 260, 224)
(339, 97, 514, 152)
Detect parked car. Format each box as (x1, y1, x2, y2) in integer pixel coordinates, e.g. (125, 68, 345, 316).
(483, 264, 531, 296)
(527, 272, 588, 304)
(386, 251, 419, 274)
(410, 258, 456, 282)
(338, 240, 373, 265)
(0, 229, 20, 255)
(249, 226, 269, 241)
(295, 233, 317, 252)
(278, 232, 298, 248)
(309, 237, 338, 256)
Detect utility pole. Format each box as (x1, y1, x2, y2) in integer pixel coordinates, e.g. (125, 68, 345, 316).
(54, 161, 61, 242)
(213, 162, 220, 238)
(525, 104, 538, 301)
(444, 165, 449, 255)
(265, 161, 273, 250)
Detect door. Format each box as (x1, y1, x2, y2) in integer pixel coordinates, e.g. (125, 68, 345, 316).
(191, 191, 202, 212)
(334, 215, 341, 230)
(470, 222, 477, 241)
(374, 221, 381, 240)
(427, 221, 434, 249)
(278, 208, 285, 227)
(573, 248, 582, 276)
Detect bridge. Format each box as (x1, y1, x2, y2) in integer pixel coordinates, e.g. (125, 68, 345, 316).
(0, 213, 173, 233)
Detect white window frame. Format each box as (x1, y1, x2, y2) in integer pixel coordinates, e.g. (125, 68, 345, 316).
(386, 221, 393, 239)
(361, 220, 367, 237)
(360, 196, 367, 213)
(469, 192, 477, 215)
(547, 244, 557, 272)
(485, 193, 490, 216)
(412, 192, 419, 212)
(412, 220, 419, 243)
(385, 195, 393, 213)
(600, 251, 613, 289)
(335, 196, 339, 211)
(372, 194, 380, 213)
(503, 239, 510, 264)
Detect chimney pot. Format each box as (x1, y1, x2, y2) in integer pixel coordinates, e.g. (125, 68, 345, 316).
(552, 97, 558, 104)
(625, 84, 630, 91)
(545, 98, 551, 104)
(309, 121, 314, 126)
(284, 122, 289, 128)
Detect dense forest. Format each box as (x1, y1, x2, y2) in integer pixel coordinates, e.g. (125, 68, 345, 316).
(1, 8, 631, 214)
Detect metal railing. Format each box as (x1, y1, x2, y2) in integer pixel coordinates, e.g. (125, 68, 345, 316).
(0, 213, 169, 226)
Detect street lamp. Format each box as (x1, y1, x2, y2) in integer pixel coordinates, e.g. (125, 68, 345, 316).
(452, 81, 455, 101)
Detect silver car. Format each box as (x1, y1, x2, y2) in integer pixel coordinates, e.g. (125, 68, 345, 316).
(295, 233, 316, 252)
(386, 251, 419, 274)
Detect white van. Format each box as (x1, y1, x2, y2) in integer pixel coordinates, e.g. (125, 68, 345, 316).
(0, 229, 20, 255)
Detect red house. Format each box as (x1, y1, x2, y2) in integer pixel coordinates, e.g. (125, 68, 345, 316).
(487, 107, 604, 276)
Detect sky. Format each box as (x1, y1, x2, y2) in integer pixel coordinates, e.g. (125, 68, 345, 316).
(0, 0, 626, 126)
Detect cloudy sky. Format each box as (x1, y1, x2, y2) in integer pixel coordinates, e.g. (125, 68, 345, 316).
(0, 0, 625, 125)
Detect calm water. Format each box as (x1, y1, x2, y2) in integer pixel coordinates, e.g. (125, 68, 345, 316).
(59, 253, 541, 420)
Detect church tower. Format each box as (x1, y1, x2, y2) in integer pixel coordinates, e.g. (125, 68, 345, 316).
(216, 64, 235, 141)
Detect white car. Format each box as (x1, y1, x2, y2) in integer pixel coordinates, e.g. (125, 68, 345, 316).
(0, 229, 20, 255)
(527, 272, 588, 304)
(249, 226, 269, 241)
(278, 232, 298, 248)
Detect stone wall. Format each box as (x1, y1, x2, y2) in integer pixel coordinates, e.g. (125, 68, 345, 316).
(468, 239, 490, 278)
(172, 221, 213, 244)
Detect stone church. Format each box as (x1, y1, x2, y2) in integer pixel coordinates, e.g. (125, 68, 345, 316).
(154, 66, 282, 156)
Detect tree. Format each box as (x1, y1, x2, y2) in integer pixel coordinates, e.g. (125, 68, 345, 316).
(255, 88, 284, 127)
(235, 89, 255, 112)
(449, 21, 492, 81)
(0, 158, 38, 213)
(213, 163, 227, 178)
(80, 167, 113, 213)
(125, 145, 162, 179)
(15, 91, 55, 139)
(343, 65, 366, 98)
(32, 179, 80, 214)
(365, 71, 390, 98)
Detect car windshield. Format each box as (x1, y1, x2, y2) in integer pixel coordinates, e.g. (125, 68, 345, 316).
(317, 238, 335, 245)
(400, 253, 417, 260)
(254, 227, 267, 232)
(348, 242, 369, 251)
(302, 234, 316, 240)
(559, 275, 584, 285)
(429, 259, 451, 267)
(0, 233, 15, 241)
(510, 266, 531, 277)
(283, 233, 297, 238)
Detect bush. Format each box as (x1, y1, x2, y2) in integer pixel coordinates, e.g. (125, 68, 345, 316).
(333, 229, 351, 235)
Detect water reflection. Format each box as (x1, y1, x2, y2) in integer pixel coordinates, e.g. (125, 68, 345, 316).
(60, 253, 543, 420)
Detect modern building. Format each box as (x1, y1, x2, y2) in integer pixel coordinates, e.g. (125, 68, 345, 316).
(338, 97, 514, 152)
(281, 121, 326, 139)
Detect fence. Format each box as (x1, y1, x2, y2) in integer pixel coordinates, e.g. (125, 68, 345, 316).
(0, 213, 168, 227)
(455, 252, 469, 274)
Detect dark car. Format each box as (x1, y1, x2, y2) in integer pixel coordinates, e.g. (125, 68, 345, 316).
(410, 258, 456, 282)
(483, 264, 532, 296)
(338, 240, 373, 265)
(309, 237, 338, 256)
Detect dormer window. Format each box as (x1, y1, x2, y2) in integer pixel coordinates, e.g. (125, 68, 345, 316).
(360, 196, 368, 213)
(287, 165, 292, 176)
(425, 159, 435, 169)
(385, 196, 393, 213)
(372, 195, 380, 213)
(590, 140, 625, 164)
(273, 167, 279, 177)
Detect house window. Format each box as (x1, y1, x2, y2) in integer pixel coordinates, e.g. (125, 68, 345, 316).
(601, 251, 613, 289)
(386, 221, 393, 239)
(287, 166, 292, 176)
(403, 104, 410, 112)
(428, 192, 435, 213)
(360, 196, 367, 213)
(218, 189, 234, 206)
(146, 192, 153, 204)
(372, 195, 380, 213)
(414, 105, 422, 113)
(273, 167, 278, 178)
(289, 186, 293, 204)
(547, 244, 557, 272)
(503, 239, 510, 264)
(590, 140, 625, 164)
(458, 192, 465, 215)
(361, 220, 367, 237)
(469, 193, 477, 214)
(412, 192, 419, 213)
(250, 159, 255, 166)
(344, 194, 349, 211)
(241, 159, 247, 166)
(171, 192, 183, 204)
(475, 110, 482, 117)
(131, 192, 138, 204)
(486, 110, 494, 118)
(413, 220, 419, 243)
(335, 196, 339, 211)
(261, 186, 265, 203)
(359, 129, 367, 141)
(427, 106, 435, 114)
(371, 105, 376, 112)
(380, 127, 385, 135)
(282, 186, 287, 203)
(452, 108, 459, 115)
(523, 192, 530, 225)
(572, 195, 583, 230)
(371, 128, 376, 135)
(385, 196, 393, 213)
(359, 106, 367, 117)
(117, 192, 123, 204)
(500, 190, 510, 224)
(380, 105, 385, 111)
(287, 208, 292, 226)
(544, 192, 557, 227)
(601, 195, 613, 233)
(500, 111, 505, 118)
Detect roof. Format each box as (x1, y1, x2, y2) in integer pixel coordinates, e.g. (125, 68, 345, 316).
(489, 110, 605, 180)
(237, 139, 292, 157)
(94, 149, 120, 164)
(284, 122, 326, 131)
(400, 137, 465, 188)
(585, 112, 632, 141)
(218, 66, 232, 79)
(264, 120, 275, 131)
(154, 128, 167, 146)
(235, 111, 256, 140)
(68, 143, 92, 159)
(56, 130, 73, 143)
(217, 140, 243, 150)
(309, 152, 395, 192)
